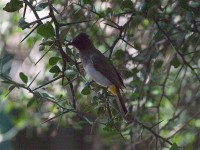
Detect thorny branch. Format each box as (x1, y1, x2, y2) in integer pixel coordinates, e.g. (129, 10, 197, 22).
(154, 19, 200, 82)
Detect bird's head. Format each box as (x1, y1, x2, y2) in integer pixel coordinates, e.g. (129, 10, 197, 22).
(70, 33, 93, 50)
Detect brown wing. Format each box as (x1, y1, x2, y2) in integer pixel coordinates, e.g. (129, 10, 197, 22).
(90, 50, 124, 88)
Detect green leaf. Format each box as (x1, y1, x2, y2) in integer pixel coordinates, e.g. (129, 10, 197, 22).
(154, 60, 163, 69)
(191, 69, 196, 75)
(18, 18, 29, 30)
(83, 0, 92, 5)
(19, 72, 28, 84)
(8, 85, 16, 92)
(49, 65, 61, 73)
(105, 8, 113, 17)
(1, 80, 12, 84)
(35, 2, 48, 11)
(114, 49, 124, 59)
(64, 69, 77, 79)
(37, 22, 55, 38)
(27, 97, 36, 107)
(39, 45, 45, 51)
(41, 92, 54, 99)
(40, 40, 54, 46)
(171, 58, 181, 68)
(123, 70, 134, 78)
(49, 57, 60, 66)
(120, 0, 134, 10)
(81, 86, 91, 95)
(3, 0, 23, 12)
(170, 143, 179, 150)
(151, 87, 161, 95)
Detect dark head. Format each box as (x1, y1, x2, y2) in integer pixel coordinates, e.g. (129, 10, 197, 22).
(71, 33, 94, 50)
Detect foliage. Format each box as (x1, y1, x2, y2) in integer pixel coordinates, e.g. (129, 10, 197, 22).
(1, 0, 200, 149)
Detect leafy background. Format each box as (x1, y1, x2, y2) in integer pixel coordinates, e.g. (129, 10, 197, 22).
(0, 0, 200, 149)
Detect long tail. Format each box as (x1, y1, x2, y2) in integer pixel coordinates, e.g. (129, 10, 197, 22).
(108, 85, 128, 116)
(115, 87, 128, 116)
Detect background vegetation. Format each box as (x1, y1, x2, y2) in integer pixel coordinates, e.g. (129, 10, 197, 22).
(0, 0, 200, 149)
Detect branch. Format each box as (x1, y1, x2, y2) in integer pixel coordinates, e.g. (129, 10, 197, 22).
(154, 19, 200, 82)
(48, 0, 76, 109)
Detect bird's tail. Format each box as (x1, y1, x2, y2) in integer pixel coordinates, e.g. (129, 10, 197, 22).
(108, 85, 128, 116)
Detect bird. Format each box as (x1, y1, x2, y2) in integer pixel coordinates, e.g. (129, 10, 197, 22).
(69, 33, 128, 118)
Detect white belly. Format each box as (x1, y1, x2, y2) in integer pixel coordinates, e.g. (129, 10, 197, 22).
(84, 64, 112, 87)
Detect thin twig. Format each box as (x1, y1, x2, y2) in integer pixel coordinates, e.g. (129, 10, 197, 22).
(154, 19, 200, 82)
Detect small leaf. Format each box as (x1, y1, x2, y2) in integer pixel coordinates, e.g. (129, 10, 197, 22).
(8, 85, 16, 92)
(64, 70, 77, 79)
(171, 58, 181, 68)
(49, 57, 60, 66)
(18, 18, 29, 30)
(41, 92, 54, 99)
(105, 8, 113, 17)
(170, 143, 179, 150)
(35, 2, 48, 11)
(39, 45, 45, 51)
(3, 0, 23, 12)
(19, 72, 28, 84)
(191, 70, 196, 75)
(27, 97, 36, 107)
(81, 86, 91, 95)
(120, 0, 134, 10)
(40, 40, 54, 46)
(123, 70, 134, 78)
(1, 80, 12, 84)
(49, 65, 61, 73)
(154, 60, 163, 69)
(83, 0, 92, 4)
(151, 87, 161, 95)
(92, 96, 98, 102)
(37, 22, 55, 38)
(114, 49, 124, 59)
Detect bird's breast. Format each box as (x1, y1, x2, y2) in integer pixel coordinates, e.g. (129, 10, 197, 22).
(84, 63, 112, 87)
